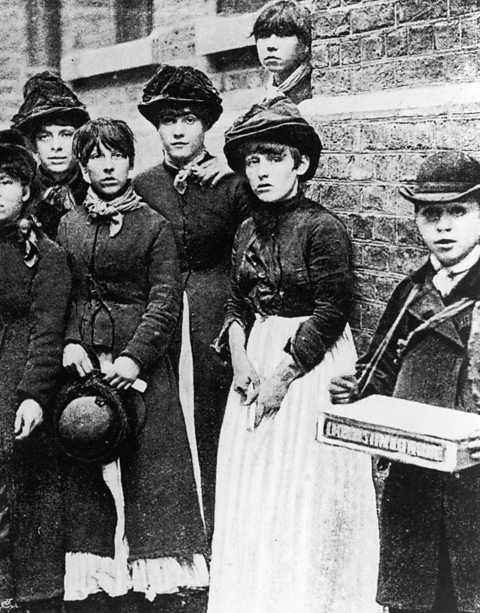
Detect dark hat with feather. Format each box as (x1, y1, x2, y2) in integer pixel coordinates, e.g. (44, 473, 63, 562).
(11, 71, 90, 136)
(138, 64, 223, 129)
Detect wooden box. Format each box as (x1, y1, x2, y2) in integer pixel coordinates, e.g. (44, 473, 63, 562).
(317, 395, 480, 472)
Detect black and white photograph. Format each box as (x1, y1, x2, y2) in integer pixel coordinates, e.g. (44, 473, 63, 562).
(0, 1, 479, 612)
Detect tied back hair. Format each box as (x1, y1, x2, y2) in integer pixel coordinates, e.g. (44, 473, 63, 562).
(73, 118, 135, 166)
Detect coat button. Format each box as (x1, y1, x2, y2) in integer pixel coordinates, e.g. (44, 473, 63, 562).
(454, 472, 461, 479)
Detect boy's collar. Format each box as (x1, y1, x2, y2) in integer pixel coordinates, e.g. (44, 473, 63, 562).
(429, 244, 480, 275)
(411, 249, 480, 301)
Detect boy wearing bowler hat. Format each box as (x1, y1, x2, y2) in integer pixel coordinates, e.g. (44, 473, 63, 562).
(11, 72, 90, 238)
(330, 151, 480, 613)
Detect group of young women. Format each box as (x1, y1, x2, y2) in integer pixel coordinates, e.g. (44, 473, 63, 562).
(0, 2, 381, 612)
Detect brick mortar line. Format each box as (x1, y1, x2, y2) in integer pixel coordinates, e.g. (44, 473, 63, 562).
(313, 179, 443, 185)
(318, 148, 480, 154)
(337, 44, 477, 65)
(314, 113, 480, 122)
(314, 15, 480, 51)
(314, 1, 480, 22)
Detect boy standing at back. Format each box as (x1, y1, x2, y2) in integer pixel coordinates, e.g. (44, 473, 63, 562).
(253, 0, 312, 104)
(331, 151, 480, 613)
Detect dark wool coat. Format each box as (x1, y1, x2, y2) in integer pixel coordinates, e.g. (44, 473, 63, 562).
(0, 227, 71, 603)
(359, 258, 480, 611)
(57, 203, 206, 561)
(133, 162, 251, 533)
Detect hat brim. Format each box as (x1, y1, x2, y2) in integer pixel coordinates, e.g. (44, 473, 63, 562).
(399, 184, 480, 205)
(54, 374, 137, 464)
(138, 95, 222, 129)
(224, 120, 322, 182)
(13, 106, 90, 134)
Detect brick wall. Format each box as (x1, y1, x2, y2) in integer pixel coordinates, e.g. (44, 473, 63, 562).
(312, 0, 480, 95)
(305, 111, 480, 352)
(61, 0, 268, 170)
(0, 1, 268, 153)
(303, 0, 480, 350)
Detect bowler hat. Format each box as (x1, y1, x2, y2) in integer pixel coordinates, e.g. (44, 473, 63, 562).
(399, 151, 480, 205)
(138, 64, 223, 129)
(11, 71, 89, 136)
(223, 95, 322, 181)
(54, 373, 137, 464)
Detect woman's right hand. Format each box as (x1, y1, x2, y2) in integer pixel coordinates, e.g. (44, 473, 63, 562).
(63, 343, 94, 378)
(232, 354, 260, 403)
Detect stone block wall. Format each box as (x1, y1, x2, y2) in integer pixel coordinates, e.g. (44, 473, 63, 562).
(312, 0, 480, 95)
(301, 0, 480, 350)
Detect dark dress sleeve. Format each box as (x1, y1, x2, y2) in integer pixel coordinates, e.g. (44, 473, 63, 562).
(212, 225, 255, 356)
(17, 240, 71, 408)
(286, 214, 353, 373)
(121, 219, 182, 371)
